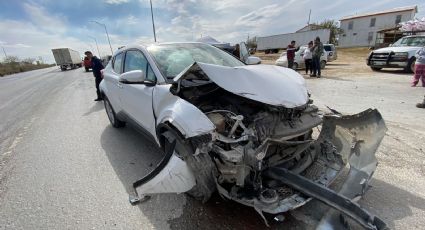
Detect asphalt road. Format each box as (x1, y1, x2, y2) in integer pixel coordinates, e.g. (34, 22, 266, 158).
(0, 66, 424, 230)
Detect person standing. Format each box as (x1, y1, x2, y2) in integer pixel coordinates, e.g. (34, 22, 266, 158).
(311, 37, 324, 78)
(85, 51, 104, 101)
(412, 46, 425, 87)
(303, 41, 313, 75)
(287, 41, 296, 69)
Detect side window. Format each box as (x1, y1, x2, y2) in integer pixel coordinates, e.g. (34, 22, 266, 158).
(146, 65, 157, 82)
(370, 18, 376, 27)
(368, 32, 374, 42)
(395, 15, 402, 24)
(113, 53, 123, 74)
(124, 50, 148, 73)
(348, 21, 353, 30)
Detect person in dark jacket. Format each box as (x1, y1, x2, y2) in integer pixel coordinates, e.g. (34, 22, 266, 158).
(287, 40, 296, 69)
(311, 37, 324, 78)
(85, 51, 104, 101)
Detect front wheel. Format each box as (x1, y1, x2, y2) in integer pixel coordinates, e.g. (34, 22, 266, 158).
(161, 129, 216, 202)
(104, 97, 125, 128)
(405, 58, 416, 73)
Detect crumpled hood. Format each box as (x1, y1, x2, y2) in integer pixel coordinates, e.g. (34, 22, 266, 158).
(174, 62, 308, 108)
(374, 46, 421, 53)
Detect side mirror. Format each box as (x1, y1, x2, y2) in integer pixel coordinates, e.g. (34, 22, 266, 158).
(120, 70, 148, 84)
(246, 56, 262, 65)
(389, 44, 393, 47)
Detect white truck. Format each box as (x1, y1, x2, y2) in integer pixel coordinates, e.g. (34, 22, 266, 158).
(367, 35, 425, 73)
(257, 29, 331, 53)
(51, 48, 82, 71)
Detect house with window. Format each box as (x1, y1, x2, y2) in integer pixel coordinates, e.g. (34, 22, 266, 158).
(338, 6, 417, 47)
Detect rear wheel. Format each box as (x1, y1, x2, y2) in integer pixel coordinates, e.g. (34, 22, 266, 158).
(161, 129, 216, 203)
(104, 97, 125, 128)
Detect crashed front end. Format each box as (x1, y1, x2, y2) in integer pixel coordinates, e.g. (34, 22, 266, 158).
(132, 63, 388, 229)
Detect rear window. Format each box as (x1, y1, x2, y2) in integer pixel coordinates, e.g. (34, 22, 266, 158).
(324, 45, 332, 51)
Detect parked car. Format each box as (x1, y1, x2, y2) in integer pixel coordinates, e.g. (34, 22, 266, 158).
(100, 42, 387, 229)
(83, 57, 92, 72)
(324, 43, 337, 62)
(275, 45, 327, 69)
(367, 35, 425, 73)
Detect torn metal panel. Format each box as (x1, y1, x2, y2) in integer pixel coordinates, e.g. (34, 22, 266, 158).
(153, 84, 215, 138)
(134, 154, 196, 195)
(173, 62, 309, 108)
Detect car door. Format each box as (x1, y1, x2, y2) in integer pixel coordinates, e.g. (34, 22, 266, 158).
(120, 49, 157, 136)
(103, 52, 124, 113)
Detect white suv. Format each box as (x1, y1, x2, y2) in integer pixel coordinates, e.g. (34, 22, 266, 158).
(99, 42, 386, 228)
(367, 35, 425, 72)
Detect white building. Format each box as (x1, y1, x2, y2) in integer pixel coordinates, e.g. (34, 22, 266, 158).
(339, 6, 417, 47)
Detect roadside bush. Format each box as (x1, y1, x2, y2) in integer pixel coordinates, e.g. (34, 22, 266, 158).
(0, 60, 55, 77)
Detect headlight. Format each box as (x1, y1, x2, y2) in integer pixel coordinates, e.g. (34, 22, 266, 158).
(393, 52, 408, 57)
(392, 52, 408, 61)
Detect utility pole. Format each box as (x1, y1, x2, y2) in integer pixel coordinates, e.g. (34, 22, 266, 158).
(307, 9, 311, 25)
(1, 46, 7, 59)
(149, 0, 157, 42)
(90, 20, 114, 55)
(89, 36, 101, 58)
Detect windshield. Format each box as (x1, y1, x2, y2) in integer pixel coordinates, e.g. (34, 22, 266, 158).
(147, 43, 245, 79)
(393, 36, 425, 47)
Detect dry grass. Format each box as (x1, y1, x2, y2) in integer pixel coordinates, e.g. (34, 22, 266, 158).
(0, 63, 55, 77)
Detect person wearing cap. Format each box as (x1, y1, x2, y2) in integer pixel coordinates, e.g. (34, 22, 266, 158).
(85, 51, 104, 101)
(311, 37, 324, 78)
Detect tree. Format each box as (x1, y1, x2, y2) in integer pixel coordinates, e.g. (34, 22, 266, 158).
(22, 58, 36, 64)
(310, 20, 344, 45)
(246, 36, 257, 49)
(4, 55, 19, 64)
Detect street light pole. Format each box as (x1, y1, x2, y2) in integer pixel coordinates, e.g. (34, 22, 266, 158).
(90, 20, 114, 55)
(149, 0, 157, 42)
(89, 36, 101, 58)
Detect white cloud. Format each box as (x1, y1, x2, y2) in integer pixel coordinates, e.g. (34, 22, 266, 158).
(105, 0, 130, 4)
(22, 2, 67, 34)
(235, 4, 283, 27)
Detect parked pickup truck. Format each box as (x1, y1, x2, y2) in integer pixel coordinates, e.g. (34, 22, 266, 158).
(52, 48, 82, 71)
(367, 35, 425, 73)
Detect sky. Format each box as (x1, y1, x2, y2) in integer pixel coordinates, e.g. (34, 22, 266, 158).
(0, 0, 424, 63)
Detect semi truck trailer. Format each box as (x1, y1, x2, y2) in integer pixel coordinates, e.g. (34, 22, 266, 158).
(51, 48, 82, 71)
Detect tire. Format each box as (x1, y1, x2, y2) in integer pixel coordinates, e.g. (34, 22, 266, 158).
(371, 67, 382, 71)
(320, 60, 326, 69)
(104, 97, 125, 128)
(161, 129, 216, 203)
(405, 57, 416, 73)
(293, 62, 298, 70)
